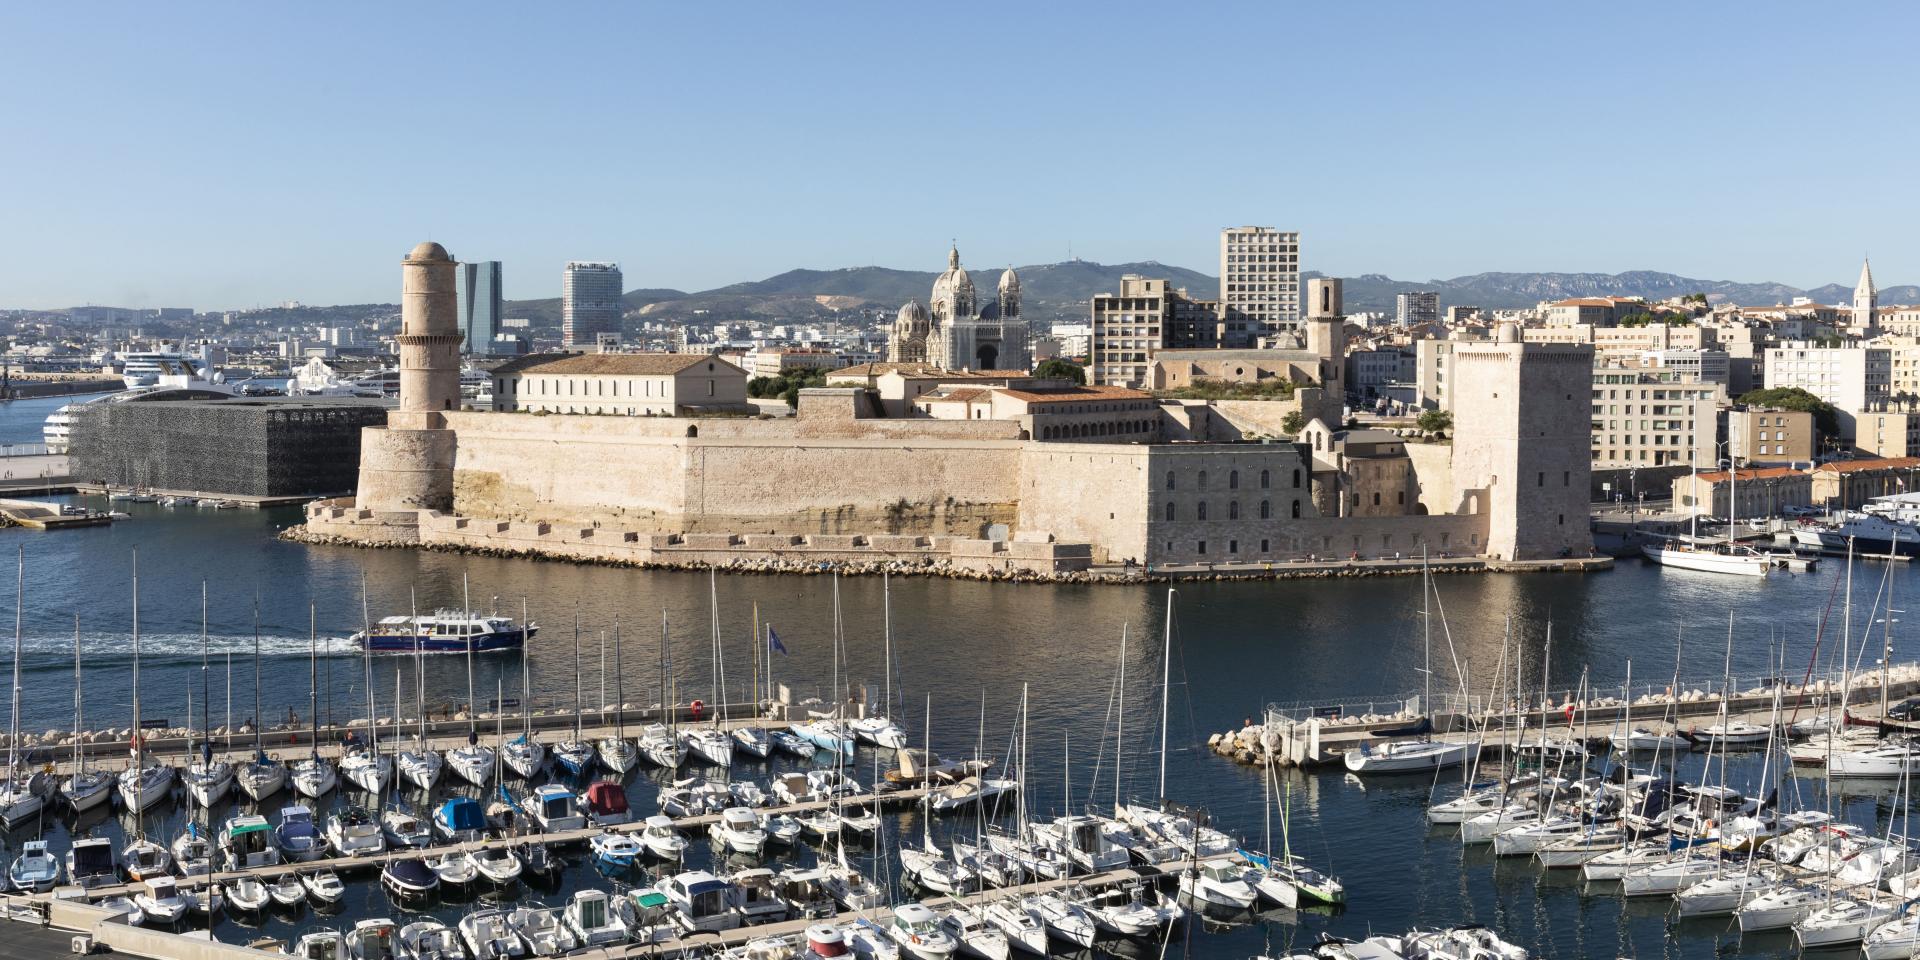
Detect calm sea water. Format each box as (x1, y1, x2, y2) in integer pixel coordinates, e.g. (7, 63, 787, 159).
(0, 395, 1913, 958)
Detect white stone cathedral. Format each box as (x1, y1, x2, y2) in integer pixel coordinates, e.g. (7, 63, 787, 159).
(888, 245, 1030, 371)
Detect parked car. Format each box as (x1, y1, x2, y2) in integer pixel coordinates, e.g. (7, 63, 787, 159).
(1888, 697, 1920, 723)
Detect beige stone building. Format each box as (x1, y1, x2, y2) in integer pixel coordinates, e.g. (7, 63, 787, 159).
(1671, 466, 1812, 518)
(1856, 411, 1920, 459)
(912, 383, 1159, 443)
(1728, 407, 1815, 465)
(1763, 342, 1891, 440)
(1811, 457, 1920, 511)
(489, 353, 749, 416)
(1299, 420, 1420, 518)
(1588, 364, 1724, 469)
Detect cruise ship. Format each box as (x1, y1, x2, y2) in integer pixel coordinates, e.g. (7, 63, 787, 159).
(118, 351, 202, 388)
(43, 374, 237, 454)
(348, 610, 536, 654)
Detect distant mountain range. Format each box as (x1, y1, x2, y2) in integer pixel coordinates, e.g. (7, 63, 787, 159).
(492, 263, 1911, 326)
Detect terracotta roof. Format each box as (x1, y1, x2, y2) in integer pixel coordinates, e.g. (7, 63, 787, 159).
(1550, 298, 1620, 307)
(918, 388, 990, 403)
(492, 352, 740, 377)
(824, 362, 942, 378)
(996, 385, 1152, 405)
(1691, 466, 1807, 483)
(1815, 456, 1920, 474)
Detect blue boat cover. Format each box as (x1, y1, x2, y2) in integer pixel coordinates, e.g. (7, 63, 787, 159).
(438, 797, 485, 831)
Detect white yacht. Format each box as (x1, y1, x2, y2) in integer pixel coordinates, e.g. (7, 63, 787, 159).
(1641, 539, 1773, 576)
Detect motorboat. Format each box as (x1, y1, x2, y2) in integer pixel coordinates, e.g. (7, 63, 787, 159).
(848, 917, 903, 960)
(583, 781, 632, 825)
(1400, 927, 1530, 960)
(133, 876, 189, 925)
(292, 928, 346, 960)
(929, 776, 1018, 814)
(953, 841, 1026, 889)
(850, 715, 910, 750)
(381, 858, 440, 901)
(303, 869, 347, 904)
(886, 903, 959, 960)
(431, 850, 479, 888)
(276, 806, 332, 861)
(228, 874, 272, 913)
(347, 920, 399, 960)
(328, 805, 386, 856)
(350, 610, 535, 654)
(767, 813, 805, 846)
(524, 784, 587, 832)
(662, 777, 729, 816)
(901, 841, 976, 895)
(591, 830, 644, 871)
(458, 909, 524, 960)
(434, 796, 488, 843)
(821, 861, 888, 912)
(941, 906, 1011, 960)
(1026, 892, 1098, 949)
(732, 867, 790, 925)
(730, 779, 770, 808)
(397, 920, 463, 960)
(639, 724, 687, 768)
(1176, 858, 1257, 908)
(614, 889, 677, 946)
(641, 815, 689, 859)
(7, 840, 59, 892)
(658, 870, 744, 933)
(382, 806, 434, 848)
(709, 806, 769, 855)
(65, 836, 116, 889)
(733, 726, 774, 759)
(564, 889, 628, 947)
(1080, 880, 1184, 937)
(1036, 814, 1130, 872)
(470, 844, 522, 886)
(270, 873, 307, 908)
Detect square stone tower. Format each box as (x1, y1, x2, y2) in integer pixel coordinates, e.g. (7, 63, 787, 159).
(1449, 322, 1593, 561)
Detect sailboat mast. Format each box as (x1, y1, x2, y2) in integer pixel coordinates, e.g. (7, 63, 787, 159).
(130, 548, 142, 770)
(252, 601, 263, 756)
(464, 574, 477, 734)
(8, 546, 21, 777)
(1423, 558, 1433, 715)
(1116, 623, 1126, 812)
(572, 614, 582, 742)
(201, 582, 210, 756)
(613, 620, 625, 738)
(72, 615, 83, 776)
(309, 602, 319, 759)
(363, 578, 377, 755)
(522, 598, 532, 742)
(883, 572, 893, 720)
(1158, 588, 1174, 801)
(411, 590, 426, 749)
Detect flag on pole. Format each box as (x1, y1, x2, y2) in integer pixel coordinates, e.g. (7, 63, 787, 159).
(768, 626, 788, 655)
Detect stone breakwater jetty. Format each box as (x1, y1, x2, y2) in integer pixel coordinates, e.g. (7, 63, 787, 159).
(1209, 662, 1920, 768)
(281, 523, 1607, 585)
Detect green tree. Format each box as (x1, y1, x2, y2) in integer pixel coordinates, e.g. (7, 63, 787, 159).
(1682, 292, 1708, 305)
(1417, 409, 1453, 434)
(1280, 410, 1306, 436)
(1033, 358, 1086, 385)
(1736, 386, 1839, 436)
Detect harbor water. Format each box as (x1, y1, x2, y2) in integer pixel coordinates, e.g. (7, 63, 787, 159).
(2, 399, 1915, 958)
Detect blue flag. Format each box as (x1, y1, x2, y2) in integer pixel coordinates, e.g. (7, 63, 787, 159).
(768, 626, 788, 655)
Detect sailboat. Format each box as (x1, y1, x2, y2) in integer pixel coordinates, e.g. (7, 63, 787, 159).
(184, 584, 233, 807)
(1642, 460, 1772, 576)
(1343, 557, 1474, 774)
(342, 579, 393, 793)
(730, 605, 773, 760)
(639, 613, 688, 768)
(899, 695, 976, 894)
(849, 573, 909, 749)
(60, 614, 110, 812)
(397, 592, 444, 791)
(502, 598, 546, 779)
(380, 669, 432, 850)
(597, 620, 639, 774)
(683, 572, 734, 767)
(553, 614, 594, 776)
(0, 549, 50, 828)
(291, 603, 338, 798)
(1116, 590, 1233, 860)
(793, 575, 857, 758)
(117, 549, 175, 813)
(448, 576, 496, 787)
(235, 602, 288, 802)
(1246, 765, 1345, 906)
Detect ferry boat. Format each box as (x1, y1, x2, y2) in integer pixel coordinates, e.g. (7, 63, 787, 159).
(349, 610, 535, 654)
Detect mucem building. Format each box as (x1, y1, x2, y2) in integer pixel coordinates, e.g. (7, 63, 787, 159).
(69, 398, 390, 497)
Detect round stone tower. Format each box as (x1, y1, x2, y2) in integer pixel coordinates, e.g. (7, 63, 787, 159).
(397, 241, 462, 423)
(353, 241, 461, 519)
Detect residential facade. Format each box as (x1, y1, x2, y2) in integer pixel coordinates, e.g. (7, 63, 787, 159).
(1396, 292, 1439, 326)
(1762, 342, 1891, 439)
(1589, 364, 1725, 469)
(1089, 275, 1221, 388)
(1728, 407, 1815, 464)
(1855, 411, 1920, 459)
(1219, 226, 1300, 338)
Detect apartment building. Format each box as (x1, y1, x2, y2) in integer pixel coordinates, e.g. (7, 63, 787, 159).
(1089, 275, 1220, 388)
(1762, 343, 1891, 439)
(1728, 407, 1815, 464)
(1219, 226, 1300, 337)
(1590, 364, 1725, 468)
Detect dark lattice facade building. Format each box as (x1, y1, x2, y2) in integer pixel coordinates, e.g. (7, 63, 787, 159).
(69, 398, 390, 497)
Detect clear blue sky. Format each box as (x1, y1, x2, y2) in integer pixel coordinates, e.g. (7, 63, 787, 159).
(1, 2, 1911, 310)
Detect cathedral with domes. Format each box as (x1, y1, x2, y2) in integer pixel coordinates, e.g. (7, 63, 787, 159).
(887, 245, 1030, 371)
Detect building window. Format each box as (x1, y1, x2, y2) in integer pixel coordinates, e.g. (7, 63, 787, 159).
(1292, 500, 1301, 518)
(1372, 492, 1380, 506)
(1229, 540, 1238, 554)
(1260, 539, 1270, 552)
(1260, 470, 1270, 489)
(1229, 470, 1239, 489)
(1563, 471, 1569, 486)
(1197, 541, 1207, 554)
(1229, 501, 1240, 520)
(1260, 500, 1270, 519)
(1197, 502, 1208, 521)
(1397, 491, 1405, 505)
(1198, 470, 1208, 488)
(1165, 502, 1175, 522)
(1293, 469, 1302, 488)
(1166, 471, 1175, 491)
(1538, 472, 1545, 486)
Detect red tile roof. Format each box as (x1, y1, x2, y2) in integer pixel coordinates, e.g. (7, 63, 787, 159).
(1815, 457, 1920, 474)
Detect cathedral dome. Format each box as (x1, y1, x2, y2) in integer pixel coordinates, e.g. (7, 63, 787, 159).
(896, 300, 929, 327)
(998, 267, 1019, 293)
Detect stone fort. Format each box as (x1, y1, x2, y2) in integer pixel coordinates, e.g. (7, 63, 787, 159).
(303, 243, 1594, 573)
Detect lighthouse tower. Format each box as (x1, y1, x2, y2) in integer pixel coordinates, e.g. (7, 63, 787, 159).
(354, 241, 461, 516)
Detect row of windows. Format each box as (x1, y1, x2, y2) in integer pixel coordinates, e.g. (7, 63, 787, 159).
(1165, 499, 1302, 521)
(1171, 529, 1480, 557)
(1165, 468, 1301, 491)
(1041, 421, 1151, 440)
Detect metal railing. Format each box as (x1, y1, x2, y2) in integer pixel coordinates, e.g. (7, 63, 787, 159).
(0, 444, 50, 458)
